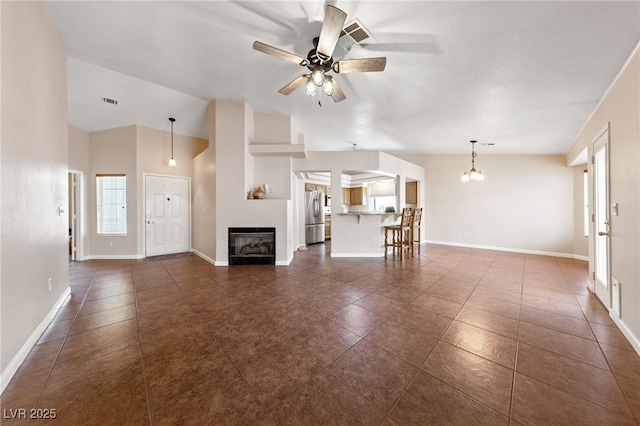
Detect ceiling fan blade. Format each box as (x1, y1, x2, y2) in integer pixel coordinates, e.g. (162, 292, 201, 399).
(333, 57, 387, 73)
(330, 79, 346, 103)
(253, 41, 309, 66)
(278, 75, 308, 95)
(316, 5, 347, 60)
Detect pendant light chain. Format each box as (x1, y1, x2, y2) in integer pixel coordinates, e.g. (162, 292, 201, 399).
(462, 140, 484, 181)
(169, 117, 176, 166)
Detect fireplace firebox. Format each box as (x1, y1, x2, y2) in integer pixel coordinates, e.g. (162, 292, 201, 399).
(228, 227, 275, 265)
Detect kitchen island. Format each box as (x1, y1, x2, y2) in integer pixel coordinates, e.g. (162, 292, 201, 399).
(329, 212, 401, 257)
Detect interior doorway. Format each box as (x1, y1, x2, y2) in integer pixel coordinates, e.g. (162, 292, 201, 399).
(144, 174, 191, 257)
(592, 125, 610, 308)
(68, 171, 82, 261)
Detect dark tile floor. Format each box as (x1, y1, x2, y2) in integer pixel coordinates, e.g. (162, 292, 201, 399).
(2, 243, 640, 425)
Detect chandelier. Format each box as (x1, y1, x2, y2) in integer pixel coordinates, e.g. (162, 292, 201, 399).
(461, 140, 484, 182)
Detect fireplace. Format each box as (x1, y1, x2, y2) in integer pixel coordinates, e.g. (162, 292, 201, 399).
(228, 227, 275, 265)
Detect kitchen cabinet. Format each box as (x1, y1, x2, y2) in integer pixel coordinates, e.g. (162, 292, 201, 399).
(341, 187, 368, 205)
(342, 188, 351, 205)
(325, 215, 331, 239)
(406, 181, 418, 204)
(350, 187, 368, 205)
(306, 183, 329, 194)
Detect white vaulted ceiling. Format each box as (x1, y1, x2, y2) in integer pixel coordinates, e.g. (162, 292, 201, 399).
(47, 1, 639, 155)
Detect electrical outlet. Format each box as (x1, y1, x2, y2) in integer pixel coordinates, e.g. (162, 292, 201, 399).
(48, 278, 52, 291)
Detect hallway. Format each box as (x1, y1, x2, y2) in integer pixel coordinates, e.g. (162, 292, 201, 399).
(2, 243, 639, 425)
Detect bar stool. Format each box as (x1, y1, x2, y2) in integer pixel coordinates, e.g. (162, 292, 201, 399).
(384, 207, 413, 260)
(412, 207, 423, 255)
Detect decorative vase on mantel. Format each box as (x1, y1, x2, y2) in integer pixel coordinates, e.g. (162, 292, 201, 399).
(252, 186, 266, 199)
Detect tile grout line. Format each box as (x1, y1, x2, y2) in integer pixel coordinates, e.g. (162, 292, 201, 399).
(132, 258, 161, 426)
(554, 256, 638, 423)
(31, 261, 103, 412)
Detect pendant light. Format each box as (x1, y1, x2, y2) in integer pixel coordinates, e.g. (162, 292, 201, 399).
(168, 117, 176, 167)
(461, 140, 484, 182)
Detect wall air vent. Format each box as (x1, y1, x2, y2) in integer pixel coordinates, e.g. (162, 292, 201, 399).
(338, 18, 375, 51)
(102, 97, 118, 105)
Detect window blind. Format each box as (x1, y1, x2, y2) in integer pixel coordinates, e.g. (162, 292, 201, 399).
(96, 174, 127, 235)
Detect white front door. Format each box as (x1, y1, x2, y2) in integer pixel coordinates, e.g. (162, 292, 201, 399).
(592, 127, 610, 308)
(145, 175, 190, 257)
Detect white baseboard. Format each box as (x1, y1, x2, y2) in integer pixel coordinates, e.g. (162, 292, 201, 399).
(191, 249, 215, 266)
(330, 252, 384, 258)
(276, 253, 294, 266)
(424, 240, 588, 261)
(83, 254, 144, 260)
(192, 249, 292, 266)
(610, 314, 640, 356)
(1, 287, 71, 395)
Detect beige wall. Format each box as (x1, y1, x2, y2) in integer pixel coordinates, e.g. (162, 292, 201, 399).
(136, 125, 208, 256)
(192, 103, 217, 261)
(82, 125, 208, 259)
(1, 1, 68, 377)
(415, 154, 576, 256)
(567, 46, 640, 349)
(89, 126, 138, 256)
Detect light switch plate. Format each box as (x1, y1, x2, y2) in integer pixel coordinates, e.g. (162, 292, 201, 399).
(611, 203, 619, 216)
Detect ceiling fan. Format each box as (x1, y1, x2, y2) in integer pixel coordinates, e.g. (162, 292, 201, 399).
(253, 5, 386, 103)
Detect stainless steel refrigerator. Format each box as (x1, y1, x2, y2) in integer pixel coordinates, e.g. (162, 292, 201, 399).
(305, 190, 325, 245)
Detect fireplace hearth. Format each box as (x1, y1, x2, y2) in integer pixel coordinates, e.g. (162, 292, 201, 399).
(228, 227, 275, 265)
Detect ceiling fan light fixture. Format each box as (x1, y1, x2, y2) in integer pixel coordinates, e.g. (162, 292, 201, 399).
(305, 78, 317, 96)
(322, 77, 334, 96)
(311, 69, 325, 86)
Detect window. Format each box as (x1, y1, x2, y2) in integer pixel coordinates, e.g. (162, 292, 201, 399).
(370, 195, 397, 212)
(96, 174, 127, 235)
(583, 169, 589, 237)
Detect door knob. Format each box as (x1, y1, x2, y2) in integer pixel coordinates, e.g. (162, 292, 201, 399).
(147, 220, 154, 224)
(598, 231, 609, 236)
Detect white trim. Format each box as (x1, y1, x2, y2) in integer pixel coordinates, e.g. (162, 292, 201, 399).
(143, 173, 191, 258)
(215, 260, 230, 266)
(192, 249, 290, 266)
(191, 248, 215, 266)
(68, 170, 84, 261)
(610, 314, 640, 357)
(331, 252, 384, 258)
(276, 252, 294, 266)
(424, 240, 588, 261)
(0, 287, 71, 395)
(84, 254, 144, 260)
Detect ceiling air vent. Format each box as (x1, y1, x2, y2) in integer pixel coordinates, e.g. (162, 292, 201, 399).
(338, 18, 375, 50)
(102, 97, 118, 105)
